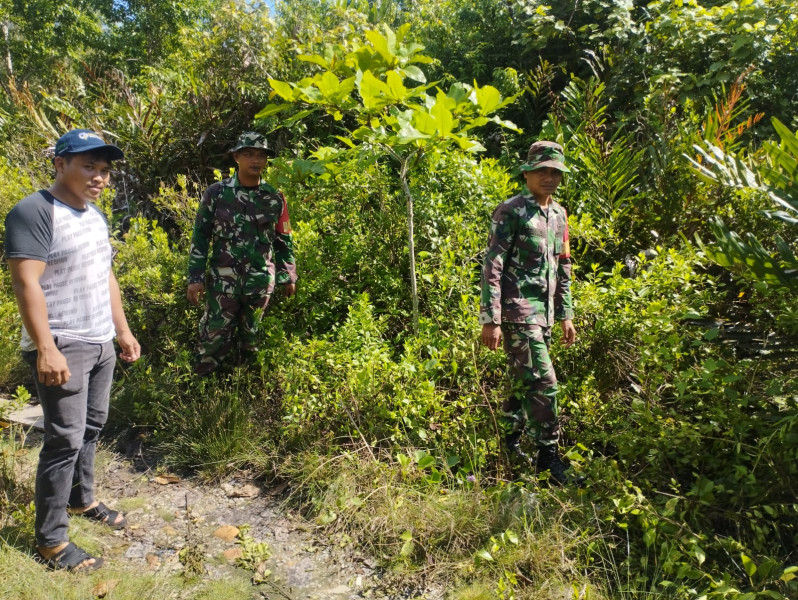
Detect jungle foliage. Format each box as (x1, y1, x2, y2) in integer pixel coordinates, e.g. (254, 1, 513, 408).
(0, 1, 797, 598)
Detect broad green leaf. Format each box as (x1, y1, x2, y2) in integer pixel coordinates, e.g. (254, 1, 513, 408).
(396, 22, 411, 44)
(693, 546, 706, 566)
(365, 29, 394, 66)
(475, 84, 502, 116)
(451, 135, 485, 152)
(433, 90, 457, 112)
(352, 126, 374, 141)
(254, 103, 290, 119)
(284, 109, 316, 126)
(413, 109, 437, 136)
(417, 455, 436, 469)
(317, 71, 340, 98)
(298, 85, 323, 103)
(460, 116, 489, 133)
(741, 553, 757, 577)
(489, 115, 520, 132)
(385, 71, 407, 101)
(446, 83, 471, 105)
(269, 79, 295, 101)
(334, 135, 355, 148)
(352, 47, 380, 72)
(396, 453, 411, 470)
(297, 54, 329, 69)
(475, 549, 494, 562)
(310, 146, 341, 160)
(662, 497, 679, 517)
(430, 98, 454, 137)
(383, 25, 397, 54)
(400, 539, 414, 557)
(395, 125, 429, 145)
(290, 159, 326, 177)
(504, 530, 519, 545)
(399, 530, 413, 541)
(402, 65, 426, 83)
(401, 42, 425, 57)
(358, 70, 391, 111)
(331, 77, 356, 104)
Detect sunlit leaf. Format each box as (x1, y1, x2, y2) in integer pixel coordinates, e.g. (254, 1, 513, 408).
(385, 70, 407, 101)
(297, 54, 329, 69)
(254, 103, 289, 119)
(402, 65, 426, 83)
(268, 79, 295, 101)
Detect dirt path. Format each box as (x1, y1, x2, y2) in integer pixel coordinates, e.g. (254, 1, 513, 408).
(92, 445, 440, 600)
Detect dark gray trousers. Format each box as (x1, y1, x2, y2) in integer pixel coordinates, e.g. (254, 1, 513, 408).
(23, 337, 116, 547)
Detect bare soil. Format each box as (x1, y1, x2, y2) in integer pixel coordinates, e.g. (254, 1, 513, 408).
(90, 438, 442, 600)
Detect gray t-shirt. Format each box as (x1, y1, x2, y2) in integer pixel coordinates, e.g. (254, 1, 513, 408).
(4, 190, 115, 351)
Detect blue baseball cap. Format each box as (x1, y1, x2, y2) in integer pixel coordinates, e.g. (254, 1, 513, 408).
(54, 129, 124, 160)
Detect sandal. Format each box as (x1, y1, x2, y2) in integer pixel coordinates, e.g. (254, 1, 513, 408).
(35, 542, 104, 572)
(73, 502, 128, 530)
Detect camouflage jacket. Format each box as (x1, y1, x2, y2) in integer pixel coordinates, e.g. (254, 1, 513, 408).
(479, 191, 573, 327)
(187, 173, 297, 290)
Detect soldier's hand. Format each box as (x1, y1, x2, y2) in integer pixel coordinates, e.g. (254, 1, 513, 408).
(187, 282, 205, 306)
(561, 319, 576, 347)
(283, 283, 297, 297)
(481, 323, 502, 350)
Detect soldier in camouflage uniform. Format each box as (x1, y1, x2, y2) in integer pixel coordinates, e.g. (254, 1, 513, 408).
(187, 132, 297, 376)
(479, 141, 576, 484)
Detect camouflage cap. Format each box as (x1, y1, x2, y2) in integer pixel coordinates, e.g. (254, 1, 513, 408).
(518, 141, 570, 173)
(231, 131, 269, 153)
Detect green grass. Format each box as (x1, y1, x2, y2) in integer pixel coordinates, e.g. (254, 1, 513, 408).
(154, 379, 259, 481)
(0, 545, 172, 600)
(273, 448, 605, 600)
(115, 496, 149, 514)
(0, 545, 254, 600)
(157, 508, 177, 522)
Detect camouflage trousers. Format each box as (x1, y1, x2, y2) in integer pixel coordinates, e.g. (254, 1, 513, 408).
(501, 323, 560, 447)
(195, 287, 272, 376)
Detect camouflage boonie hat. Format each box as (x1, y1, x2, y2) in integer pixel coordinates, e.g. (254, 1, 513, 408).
(519, 141, 570, 173)
(231, 131, 269, 152)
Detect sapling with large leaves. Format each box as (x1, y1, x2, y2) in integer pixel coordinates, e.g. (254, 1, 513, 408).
(256, 24, 519, 331)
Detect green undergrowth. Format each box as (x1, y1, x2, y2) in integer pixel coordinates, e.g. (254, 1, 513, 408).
(96, 238, 798, 599)
(274, 447, 603, 599)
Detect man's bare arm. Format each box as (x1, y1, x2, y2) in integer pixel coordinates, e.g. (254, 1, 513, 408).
(8, 258, 71, 385)
(109, 270, 141, 363)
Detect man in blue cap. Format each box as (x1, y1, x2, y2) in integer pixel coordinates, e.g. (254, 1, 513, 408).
(4, 129, 141, 571)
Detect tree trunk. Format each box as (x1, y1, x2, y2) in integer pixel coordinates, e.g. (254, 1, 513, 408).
(399, 158, 419, 334)
(1, 20, 13, 89)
